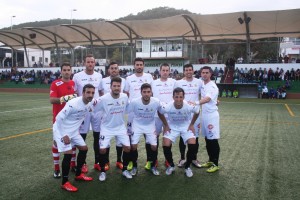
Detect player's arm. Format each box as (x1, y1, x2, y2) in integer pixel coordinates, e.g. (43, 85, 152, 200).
(188, 112, 199, 133)
(199, 96, 211, 105)
(55, 103, 73, 139)
(158, 106, 170, 134)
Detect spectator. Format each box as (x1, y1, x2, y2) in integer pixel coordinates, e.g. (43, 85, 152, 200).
(233, 89, 238, 98)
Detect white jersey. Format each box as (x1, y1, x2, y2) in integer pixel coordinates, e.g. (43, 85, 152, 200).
(73, 70, 102, 98)
(152, 78, 176, 104)
(94, 93, 128, 133)
(53, 97, 93, 138)
(124, 73, 153, 101)
(200, 81, 219, 113)
(101, 76, 125, 95)
(127, 97, 161, 133)
(159, 101, 200, 131)
(175, 78, 203, 103)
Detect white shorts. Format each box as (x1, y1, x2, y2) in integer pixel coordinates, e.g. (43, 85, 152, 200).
(201, 111, 220, 139)
(79, 111, 101, 133)
(54, 133, 86, 153)
(131, 130, 157, 146)
(163, 129, 196, 144)
(99, 130, 130, 149)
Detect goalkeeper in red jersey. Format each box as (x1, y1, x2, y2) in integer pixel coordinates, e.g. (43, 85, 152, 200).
(50, 63, 77, 178)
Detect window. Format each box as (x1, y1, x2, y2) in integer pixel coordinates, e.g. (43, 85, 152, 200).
(32, 56, 35, 61)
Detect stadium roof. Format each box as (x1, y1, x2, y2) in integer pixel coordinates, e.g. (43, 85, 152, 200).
(0, 8, 299, 50)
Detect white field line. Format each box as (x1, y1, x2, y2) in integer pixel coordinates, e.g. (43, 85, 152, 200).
(0, 106, 51, 114)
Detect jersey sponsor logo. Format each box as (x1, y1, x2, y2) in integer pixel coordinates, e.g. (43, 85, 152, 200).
(107, 103, 113, 106)
(208, 124, 214, 130)
(81, 79, 88, 81)
(138, 108, 143, 110)
(100, 135, 105, 140)
(156, 84, 162, 86)
(131, 80, 137, 83)
(55, 81, 63, 86)
(50, 90, 54, 94)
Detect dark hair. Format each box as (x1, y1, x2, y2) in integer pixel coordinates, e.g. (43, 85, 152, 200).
(85, 54, 94, 61)
(110, 76, 122, 86)
(134, 57, 144, 65)
(109, 61, 118, 68)
(60, 62, 71, 71)
(201, 66, 213, 74)
(83, 83, 95, 92)
(173, 87, 185, 96)
(160, 63, 170, 70)
(183, 63, 193, 71)
(141, 83, 152, 92)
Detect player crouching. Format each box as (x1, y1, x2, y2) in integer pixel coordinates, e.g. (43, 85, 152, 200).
(53, 84, 95, 192)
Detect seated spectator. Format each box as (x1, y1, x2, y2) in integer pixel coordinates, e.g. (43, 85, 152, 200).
(262, 86, 269, 99)
(15, 74, 20, 84)
(221, 89, 227, 97)
(227, 89, 232, 98)
(295, 69, 300, 81)
(281, 86, 287, 99)
(218, 68, 224, 77)
(233, 89, 238, 98)
(285, 79, 291, 89)
(277, 86, 282, 99)
(269, 87, 276, 99)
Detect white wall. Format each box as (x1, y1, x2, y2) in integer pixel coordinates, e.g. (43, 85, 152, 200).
(23, 48, 51, 67)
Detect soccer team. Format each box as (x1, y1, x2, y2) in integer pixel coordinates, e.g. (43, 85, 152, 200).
(50, 55, 221, 192)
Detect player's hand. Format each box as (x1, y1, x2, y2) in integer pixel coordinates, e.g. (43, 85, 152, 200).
(163, 125, 170, 134)
(60, 94, 77, 104)
(62, 135, 70, 144)
(188, 125, 195, 134)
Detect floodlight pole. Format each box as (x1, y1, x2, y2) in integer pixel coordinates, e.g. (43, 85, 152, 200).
(71, 9, 77, 24)
(11, 15, 16, 30)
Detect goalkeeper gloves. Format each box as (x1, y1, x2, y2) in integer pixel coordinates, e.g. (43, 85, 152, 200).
(60, 94, 77, 104)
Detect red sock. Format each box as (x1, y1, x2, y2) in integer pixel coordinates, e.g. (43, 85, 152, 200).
(52, 144, 60, 170)
(70, 147, 76, 167)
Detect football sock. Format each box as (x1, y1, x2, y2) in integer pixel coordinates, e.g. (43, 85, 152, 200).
(150, 147, 158, 168)
(210, 139, 220, 166)
(186, 144, 196, 169)
(75, 150, 87, 176)
(179, 137, 186, 160)
(52, 144, 60, 170)
(122, 151, 130, 171)
(105, 147, 110, 163)
(80, 133, 87, 141)
(205, 137, 213, 162)
(131, 149, 138, 167)
(99, 152, 106, 172)
(193, 138, 199, 160)
(116, 146, 123, 162)
(163, 146, 174, 167)
(62, 154, 72, 185)
(145, 143, 151, 161)
(93, 132, 100, 164)
(70, 147, 76, 167)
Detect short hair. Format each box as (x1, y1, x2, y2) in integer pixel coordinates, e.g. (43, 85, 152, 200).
(109, 61, 118, 68)
(160, 63, 170, 70)
(85, 54, 94, 61)
(134, 57, 144, 65)
(141, 83, 152, 92)
(83, 83, 95, 92)
(183, 63, 193, 71)
(173, 87, 185, 96)
(201, 66, 213, 74)
(60, 62, 71, 71)
(110, 76, 122, 86)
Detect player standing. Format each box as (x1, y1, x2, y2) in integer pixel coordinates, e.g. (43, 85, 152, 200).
(151, 63, 176, 167)
(159, 87, 200, 177)
(50, 63, 77, 178)
(100, 61, 125, 170)
(199, 66, 220, 173)
(124, 57, 153, 170)
(175, 64, 203, 168)
(53, 84, 95, 192)
(72, 54, 103, 173)
(95, 77, 132, 181)
(127, 83, 167, 176)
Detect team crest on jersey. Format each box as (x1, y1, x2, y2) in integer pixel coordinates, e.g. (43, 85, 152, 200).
(55, 81, 63, 86)
(116, 101, 120, 106)
(100, 135, 105, 140)
(138, 79, 144, 83)
(122, 101, 125, 105)
(208, 124, 214, 130)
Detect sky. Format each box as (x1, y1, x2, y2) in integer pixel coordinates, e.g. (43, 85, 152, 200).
(1, 0, 300, 29)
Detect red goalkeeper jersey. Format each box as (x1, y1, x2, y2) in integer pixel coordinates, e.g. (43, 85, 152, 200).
(50, 79, 75, 123)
